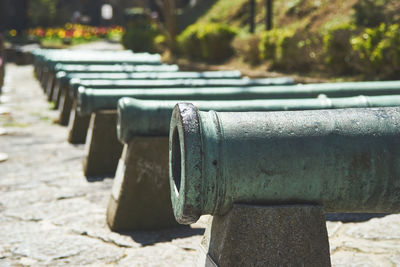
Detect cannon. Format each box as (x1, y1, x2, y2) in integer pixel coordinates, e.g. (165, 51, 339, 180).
(32, 49, 134, 76)
(54, 64, 180, 125)
(70, 77, 296, 144)
(77, 85, 400, 176)
(37, 52, 162, 89)
(118, 94, 400, 141)
(32, 49, 164, 93)
(107, 96, 400, 232)
(51, 70, 242, 107)
(49, 63, 179, 99)
(79, 80, 400, 116)
(69, 76, 294, 100)
(169, 104, 400, 265)
(78, 76, 296, 175)
(53, 63, 179, 74)
(33, 49, 159, 77)
(169, 103, 400, 223)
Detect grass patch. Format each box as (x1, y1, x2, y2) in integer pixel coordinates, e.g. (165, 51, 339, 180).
(2, 121, 30, 128)
(48, 102, 55, 110)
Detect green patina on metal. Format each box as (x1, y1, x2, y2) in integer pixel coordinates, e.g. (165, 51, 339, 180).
(34, 49, 161, 69)
(77, 81, 400, 115)
(117, 95, 400, 144)
(69, 77, 294, 99)
(62, 70, 243, 81)
(169, 104, 400, 224)
(33, 50, 163, 84)
(53, 64, 179, 74)
(73, 80, 400, 100)
(32, 49, 169, 87)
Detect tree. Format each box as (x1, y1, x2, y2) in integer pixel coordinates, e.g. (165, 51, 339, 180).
(28, 0, 57, 27)
(156, 0, 178, 52)
(266, 0, 273, 30)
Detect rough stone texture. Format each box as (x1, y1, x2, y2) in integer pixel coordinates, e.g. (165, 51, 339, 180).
(1, 57, 400, 266)
(83, 110, 123, 177)
(107, 138, 179, 231)
(67, 100, 91, 144)
(198, 204, 331, 266)
(0, 63, 203, 266)
(58, 85, 73, 126)
(52, 79, 62, 109)
(46, 71, 56, 101)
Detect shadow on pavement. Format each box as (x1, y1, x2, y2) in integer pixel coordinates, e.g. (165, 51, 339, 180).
(325, 213, 390, 222)
(118, 225, 205, 246)
(86, 175, 114, 182)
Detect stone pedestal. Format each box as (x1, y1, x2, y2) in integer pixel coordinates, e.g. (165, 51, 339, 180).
(83, 111, 123, 177)
(46, 71, 55, 101)
(52, 80, 64, 110)
(197, 204, 331, 267)
(40, 67, 49, 88)
(107, 137, 179, 231)
(67, 100, 90, 144)
(58, 87, 73, 126)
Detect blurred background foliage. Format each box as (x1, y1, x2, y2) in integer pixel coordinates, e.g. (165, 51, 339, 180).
(1, 0, 400, 79)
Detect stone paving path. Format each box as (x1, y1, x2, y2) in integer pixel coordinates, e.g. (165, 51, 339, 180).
(0, 62, 399, 266)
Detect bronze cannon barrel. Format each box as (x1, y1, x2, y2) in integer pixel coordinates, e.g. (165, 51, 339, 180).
(118, 95, 400, 143)
(169, 104, 400, 224)
(78, 80, 400, 115)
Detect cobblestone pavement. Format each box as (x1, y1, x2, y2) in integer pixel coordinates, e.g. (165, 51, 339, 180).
(0, 63, 399, 266)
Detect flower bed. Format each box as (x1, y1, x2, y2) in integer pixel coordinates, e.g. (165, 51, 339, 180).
(6, 24, 125, 47)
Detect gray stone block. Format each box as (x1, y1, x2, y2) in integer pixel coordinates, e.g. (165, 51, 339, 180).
(58, 87, 73, 126)
(83, 111, 123, 177)
(67, 101, 90, 144)
(52, 79, 64, 110)
(46, 71, 56, 101)
(197, 204, 331, 267)
(107, 138, 179, 231)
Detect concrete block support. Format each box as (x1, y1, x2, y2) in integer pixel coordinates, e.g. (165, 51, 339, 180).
(46, 71, 56, 101)
(52, 80, 64, 109)
(107, 137, 179, 231)
(197, 204, 331, 266)
(58, 87, 73, 126)
(67, 101, 91, 144)
(83, 111, 123, 177)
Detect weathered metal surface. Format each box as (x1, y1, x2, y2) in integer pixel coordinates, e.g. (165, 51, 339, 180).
(62, 70, 243, 81)
(32, 50, 164, 83)
(53, 70, 242, 100)
(77, 81, 400, 115)
(53, 63, 179, 73)
(169, 104, 400, 224)
(68, 77, 294, 99)
(44, 64, 179, 91)
(35, 50, 161, 68)
(117, 95, 400, 144)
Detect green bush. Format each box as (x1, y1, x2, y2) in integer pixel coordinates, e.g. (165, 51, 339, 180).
(351, 23, 400, 79)
(323, 23, 357, 74)
(259, 29, 292, 61)
(177, 23, 237, 62)
(259, 29, 320, 71)
(122, 21, 162, 53)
